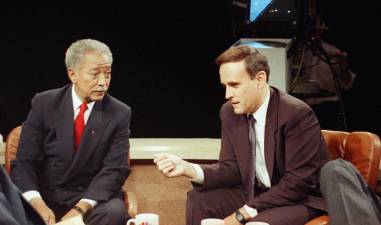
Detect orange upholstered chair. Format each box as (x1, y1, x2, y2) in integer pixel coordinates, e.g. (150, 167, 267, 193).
(306, 130, 381, 225)
(5, 126, 137, 218)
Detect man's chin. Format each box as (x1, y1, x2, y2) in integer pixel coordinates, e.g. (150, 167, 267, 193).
(233, 107, 245, 115)
(92, 96, 105, 101)
(88, 93, 106, 102)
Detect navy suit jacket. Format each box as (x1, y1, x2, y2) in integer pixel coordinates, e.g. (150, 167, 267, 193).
(10, 84, 131, 206)
(195, 87, 330, 211)
(1, 166, 44, 225)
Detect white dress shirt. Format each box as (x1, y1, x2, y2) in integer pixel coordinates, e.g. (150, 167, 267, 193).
(23, 86, 97, 208)
(191, 87, 271, 217)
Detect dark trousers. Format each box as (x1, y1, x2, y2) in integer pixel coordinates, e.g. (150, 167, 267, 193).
(186, 187, 323, 225)
(320, 159, 381, 225)
(48, 197, 128, 225)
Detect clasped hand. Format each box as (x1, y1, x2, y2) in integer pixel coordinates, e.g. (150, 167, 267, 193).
(30, 198, 89, 224)
(30, 197, 56, 225)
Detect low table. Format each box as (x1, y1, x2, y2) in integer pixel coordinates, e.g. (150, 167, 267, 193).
(130, 138, 220, 160)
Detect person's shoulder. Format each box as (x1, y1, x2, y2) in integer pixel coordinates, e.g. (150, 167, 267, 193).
(219, 101, 244, 129)
(272, 88, 321, 133)
(271, 87, 316, 126)
(220, 101, 235, 118)
(32, 85, 71, 103)
(220, 101, 231, 111)
(274, 87, 312, 113)
(321, 41, 342, 54)
(103, 94, 131, 115)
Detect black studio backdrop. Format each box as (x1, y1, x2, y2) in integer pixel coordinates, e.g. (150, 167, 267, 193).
(1, 1, 380, 138)
(1, 1, 231, 138)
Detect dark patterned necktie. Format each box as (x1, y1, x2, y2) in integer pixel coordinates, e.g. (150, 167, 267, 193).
(247, 114, 256, 199)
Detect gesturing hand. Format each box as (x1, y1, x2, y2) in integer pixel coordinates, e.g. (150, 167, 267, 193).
(153, 153, 197, 179)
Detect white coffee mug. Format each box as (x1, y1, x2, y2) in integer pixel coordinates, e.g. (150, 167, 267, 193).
(126, 213, 159, 225)
(201, 218, 224, 225)
(245, 222, 270, 225)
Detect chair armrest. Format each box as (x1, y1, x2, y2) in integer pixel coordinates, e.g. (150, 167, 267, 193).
(305, 215, 329, 225)
(124, 190, 138, 218)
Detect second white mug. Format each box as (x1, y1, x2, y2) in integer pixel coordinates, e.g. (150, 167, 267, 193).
(201, 218, 224, 225)
(246, 222, 270, 225)
(126, 213, 159, 225)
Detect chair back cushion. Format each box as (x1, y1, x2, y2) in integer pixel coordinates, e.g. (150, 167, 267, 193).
(344, 132, 381, 189)
(4, 126, 22, 173)
(322, 130, 349, 159)
(322, 130, 381, 190)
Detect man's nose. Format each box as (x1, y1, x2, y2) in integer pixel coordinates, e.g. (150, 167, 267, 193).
(97, 74, 107, 86)
(225, 87, 232, 99)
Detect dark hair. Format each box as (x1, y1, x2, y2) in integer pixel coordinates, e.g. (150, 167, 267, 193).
(215, 45, 270, 81)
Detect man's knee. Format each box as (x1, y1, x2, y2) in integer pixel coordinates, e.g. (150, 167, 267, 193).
(186, 189, 221, 214)
(86, 198, 126, 225)
(320, 159, 361, 190)
(105, 199, 126, 220)
(187, 189, 205, 208)
(321, 159, 352, 181)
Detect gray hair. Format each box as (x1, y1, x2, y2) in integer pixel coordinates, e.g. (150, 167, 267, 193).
(65, 39, 113, 69)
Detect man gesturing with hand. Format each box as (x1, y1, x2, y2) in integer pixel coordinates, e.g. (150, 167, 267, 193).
(154, 45, 329, 225)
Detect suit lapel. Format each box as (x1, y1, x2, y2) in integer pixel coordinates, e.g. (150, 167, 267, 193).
(233, 115, 252, 185)
(54, 87, 75, 171)
(264, 88, 278, 180)
(67, 99, 110, 176)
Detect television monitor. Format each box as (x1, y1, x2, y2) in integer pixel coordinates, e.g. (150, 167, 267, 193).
(248, 0, 296, 23)
(247, 0, 313, 38)
(248, 0, 272, 22)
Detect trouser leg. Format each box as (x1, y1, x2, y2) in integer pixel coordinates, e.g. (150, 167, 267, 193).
(247, 204, 324, 225)
(320, 159, 381, 225)
(85, 197, 127, 225)
(186, 187, 246, 225)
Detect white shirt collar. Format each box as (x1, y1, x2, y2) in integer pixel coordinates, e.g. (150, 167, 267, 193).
(251, 87, 270, 126)
(71, 85, 95, 112)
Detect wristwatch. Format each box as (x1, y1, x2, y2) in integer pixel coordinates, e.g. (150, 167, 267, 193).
(235, 210, 247, 224)
(73, 205, 87, 216)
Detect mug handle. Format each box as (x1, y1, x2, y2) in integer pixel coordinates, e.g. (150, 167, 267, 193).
(126, 218, 136, 225)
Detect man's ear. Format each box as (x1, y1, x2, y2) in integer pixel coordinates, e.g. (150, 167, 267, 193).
(67, 68, 77, 84)
(256, 71, 267, 86)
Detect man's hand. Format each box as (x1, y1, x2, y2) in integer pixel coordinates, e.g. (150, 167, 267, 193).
(224, 213, 242, 225)
(61, 209, 82, 221)
(223, 207, 252, 225)
(61, 201, 91, 222)
(30, 197, 56, 225)
(153, 153, 197, 179)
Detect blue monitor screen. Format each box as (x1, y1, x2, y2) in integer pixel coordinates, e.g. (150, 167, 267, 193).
(249, 0, 273, 22)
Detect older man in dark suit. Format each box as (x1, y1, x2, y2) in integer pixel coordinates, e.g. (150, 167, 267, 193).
(154, 45, 330, 225)
(10, 39, 131, 225)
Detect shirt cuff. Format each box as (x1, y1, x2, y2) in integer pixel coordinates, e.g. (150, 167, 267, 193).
(23, 190, 42, 202)
(243, 205, 258, 217)
(80, 199, 97, 208)
(190, 163, 204, 183)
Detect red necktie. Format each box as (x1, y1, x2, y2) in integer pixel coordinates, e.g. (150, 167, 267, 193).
(74, 102, 88, 150)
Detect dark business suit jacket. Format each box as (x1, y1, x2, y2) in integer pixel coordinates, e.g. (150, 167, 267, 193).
(196, 87, 330, 212)
(10, 84, 131, 207)
(1, 166, 44, 225)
